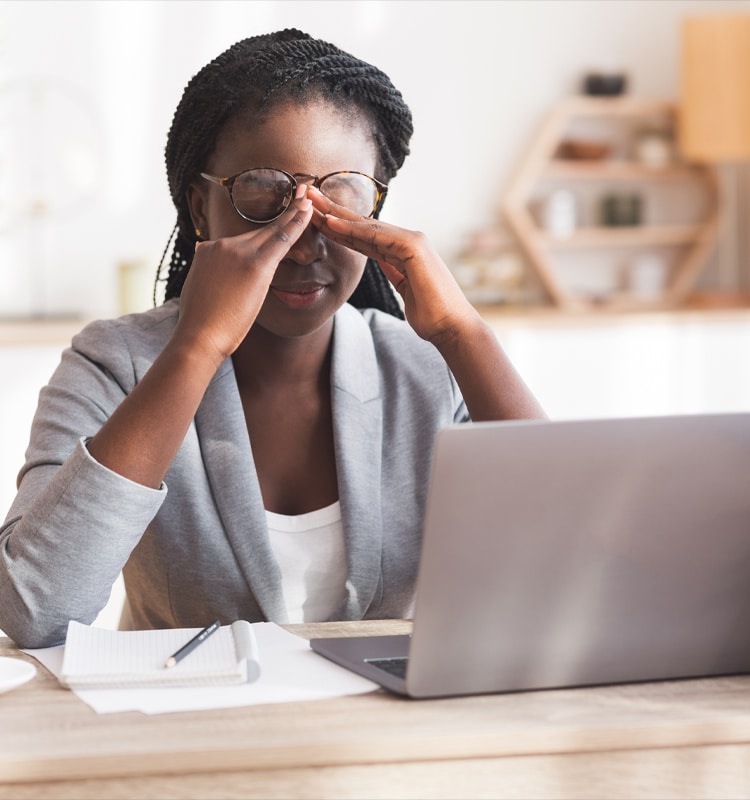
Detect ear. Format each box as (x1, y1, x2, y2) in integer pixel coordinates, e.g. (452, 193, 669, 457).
(186, 182, 209, 239)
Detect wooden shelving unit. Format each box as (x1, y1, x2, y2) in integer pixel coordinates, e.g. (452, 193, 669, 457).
(502, 97, 721, 312)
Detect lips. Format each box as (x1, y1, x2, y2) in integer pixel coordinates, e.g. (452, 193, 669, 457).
(269, 282, 327, 309)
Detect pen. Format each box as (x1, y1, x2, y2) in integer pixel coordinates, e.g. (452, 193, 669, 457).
(164, 620, 221, 668)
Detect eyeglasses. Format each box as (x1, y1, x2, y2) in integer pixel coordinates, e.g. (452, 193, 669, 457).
(200, 167, 388, 224)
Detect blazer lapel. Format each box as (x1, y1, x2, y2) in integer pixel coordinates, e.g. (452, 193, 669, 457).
(193, 358, 286, 621)
(330, 305, 384, 619)
(193, 304, 384, 623)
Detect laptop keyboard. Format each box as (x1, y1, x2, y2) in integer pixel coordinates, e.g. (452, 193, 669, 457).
(364, 657, 409, 679)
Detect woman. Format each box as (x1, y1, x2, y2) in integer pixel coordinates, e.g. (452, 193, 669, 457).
(0, 29, 544, 647)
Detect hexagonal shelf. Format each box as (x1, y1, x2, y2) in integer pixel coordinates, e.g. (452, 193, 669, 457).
(502, 97, 721, 311)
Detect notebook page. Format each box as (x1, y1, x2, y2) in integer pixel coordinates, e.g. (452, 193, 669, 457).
(61, 621, 249, 688)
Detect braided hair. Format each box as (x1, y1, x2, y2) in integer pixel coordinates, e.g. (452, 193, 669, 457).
(158, 28, 413, 319)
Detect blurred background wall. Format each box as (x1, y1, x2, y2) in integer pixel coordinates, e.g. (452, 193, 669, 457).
(2, 0, 748, 319)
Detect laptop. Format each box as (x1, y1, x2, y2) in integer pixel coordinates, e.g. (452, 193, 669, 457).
(311, 413, 750, 698)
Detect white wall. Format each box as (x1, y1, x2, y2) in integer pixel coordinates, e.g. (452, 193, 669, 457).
(1, 0, 749, 319)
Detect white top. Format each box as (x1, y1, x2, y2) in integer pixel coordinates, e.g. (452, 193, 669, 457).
(265, 501, 347, 624)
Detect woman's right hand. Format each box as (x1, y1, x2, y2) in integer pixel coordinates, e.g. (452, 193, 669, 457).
(86, 191, 313, 488)
(174, 189, 314, 365)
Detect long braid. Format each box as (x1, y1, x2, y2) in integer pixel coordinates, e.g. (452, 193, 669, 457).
(157, 29, 413, 319)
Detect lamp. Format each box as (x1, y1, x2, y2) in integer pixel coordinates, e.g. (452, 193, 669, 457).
(679, 14, 750, 301)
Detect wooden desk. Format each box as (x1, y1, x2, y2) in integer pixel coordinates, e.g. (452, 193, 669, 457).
(2, 621, 750, 800)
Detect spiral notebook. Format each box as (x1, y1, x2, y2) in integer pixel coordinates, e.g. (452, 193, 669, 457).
(60, 620, 260, 689)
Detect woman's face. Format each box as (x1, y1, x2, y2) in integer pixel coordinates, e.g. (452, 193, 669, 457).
(188, 100, 378, 340)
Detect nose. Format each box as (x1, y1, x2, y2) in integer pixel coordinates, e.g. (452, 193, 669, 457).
(284, 215, 327, 266)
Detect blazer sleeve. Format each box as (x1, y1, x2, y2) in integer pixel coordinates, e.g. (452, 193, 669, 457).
(0, 318, 167, 648)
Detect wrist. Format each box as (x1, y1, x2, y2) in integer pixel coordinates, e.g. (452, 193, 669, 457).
(428, 309, 489, 357)
(168, 325, 231, 375)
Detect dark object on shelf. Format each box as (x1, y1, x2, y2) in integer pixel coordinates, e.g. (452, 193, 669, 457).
(556, 139, 612, 161)
(583, 72, 628, 97)
(601, 194, 642, 226)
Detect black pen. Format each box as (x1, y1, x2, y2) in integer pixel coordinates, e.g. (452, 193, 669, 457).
(164, 620, 221, 668)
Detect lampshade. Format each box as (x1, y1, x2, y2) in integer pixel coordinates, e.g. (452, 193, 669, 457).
(679, 14, 750, 162)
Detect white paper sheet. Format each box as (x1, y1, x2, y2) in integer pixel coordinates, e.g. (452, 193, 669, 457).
(25, 622, 379, 714)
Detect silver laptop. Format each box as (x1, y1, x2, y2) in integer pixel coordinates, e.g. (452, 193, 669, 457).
(311, 413, 750, 698)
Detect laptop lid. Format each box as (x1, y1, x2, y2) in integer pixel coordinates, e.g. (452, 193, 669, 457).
(312, 413, 750, 698)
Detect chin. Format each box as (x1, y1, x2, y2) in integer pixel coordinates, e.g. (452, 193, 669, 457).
(253, 302, 339, 341)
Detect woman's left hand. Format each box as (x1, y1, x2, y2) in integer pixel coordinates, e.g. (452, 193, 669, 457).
(309, 188, 546, 422)
(309, 188, 479, 346)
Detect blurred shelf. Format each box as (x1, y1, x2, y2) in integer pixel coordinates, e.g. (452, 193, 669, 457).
(475, 291, 750, 329)
(543, 160, 708, 182)
(0, 316, 87, 346)
(538, 224, 706, 250)
(502, 97, 721, 312)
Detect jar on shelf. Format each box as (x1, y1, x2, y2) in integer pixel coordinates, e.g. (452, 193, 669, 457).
(540, 189, 578, 238)
(450, 227, 528, 305)
(634, 128, 674, 168)
(628, 253, 668, 298)
(601, 193, 643, 227)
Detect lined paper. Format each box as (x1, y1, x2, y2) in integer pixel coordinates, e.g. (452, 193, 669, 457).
(60, 621, 255, 689)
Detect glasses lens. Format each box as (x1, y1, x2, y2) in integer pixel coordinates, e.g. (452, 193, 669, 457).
(232, 169, 293, 221)
(319, 173, 379, 217)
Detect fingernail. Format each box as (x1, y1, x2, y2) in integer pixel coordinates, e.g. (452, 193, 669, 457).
(295, 184, 308, 199)
(299, 198, 312, 210)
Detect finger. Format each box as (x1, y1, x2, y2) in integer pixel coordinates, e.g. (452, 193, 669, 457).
(307, 186, 406, 266)
(309, 204, 329, 230)
(318, 213, 411, 273)
(378, 259, 408, 294)
(215, 195, 313, 265)
(307, 186, 363, 222)
(254, 197, 314, 256)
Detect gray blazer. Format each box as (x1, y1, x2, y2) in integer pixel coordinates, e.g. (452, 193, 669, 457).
(0, 300, 467, 647)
